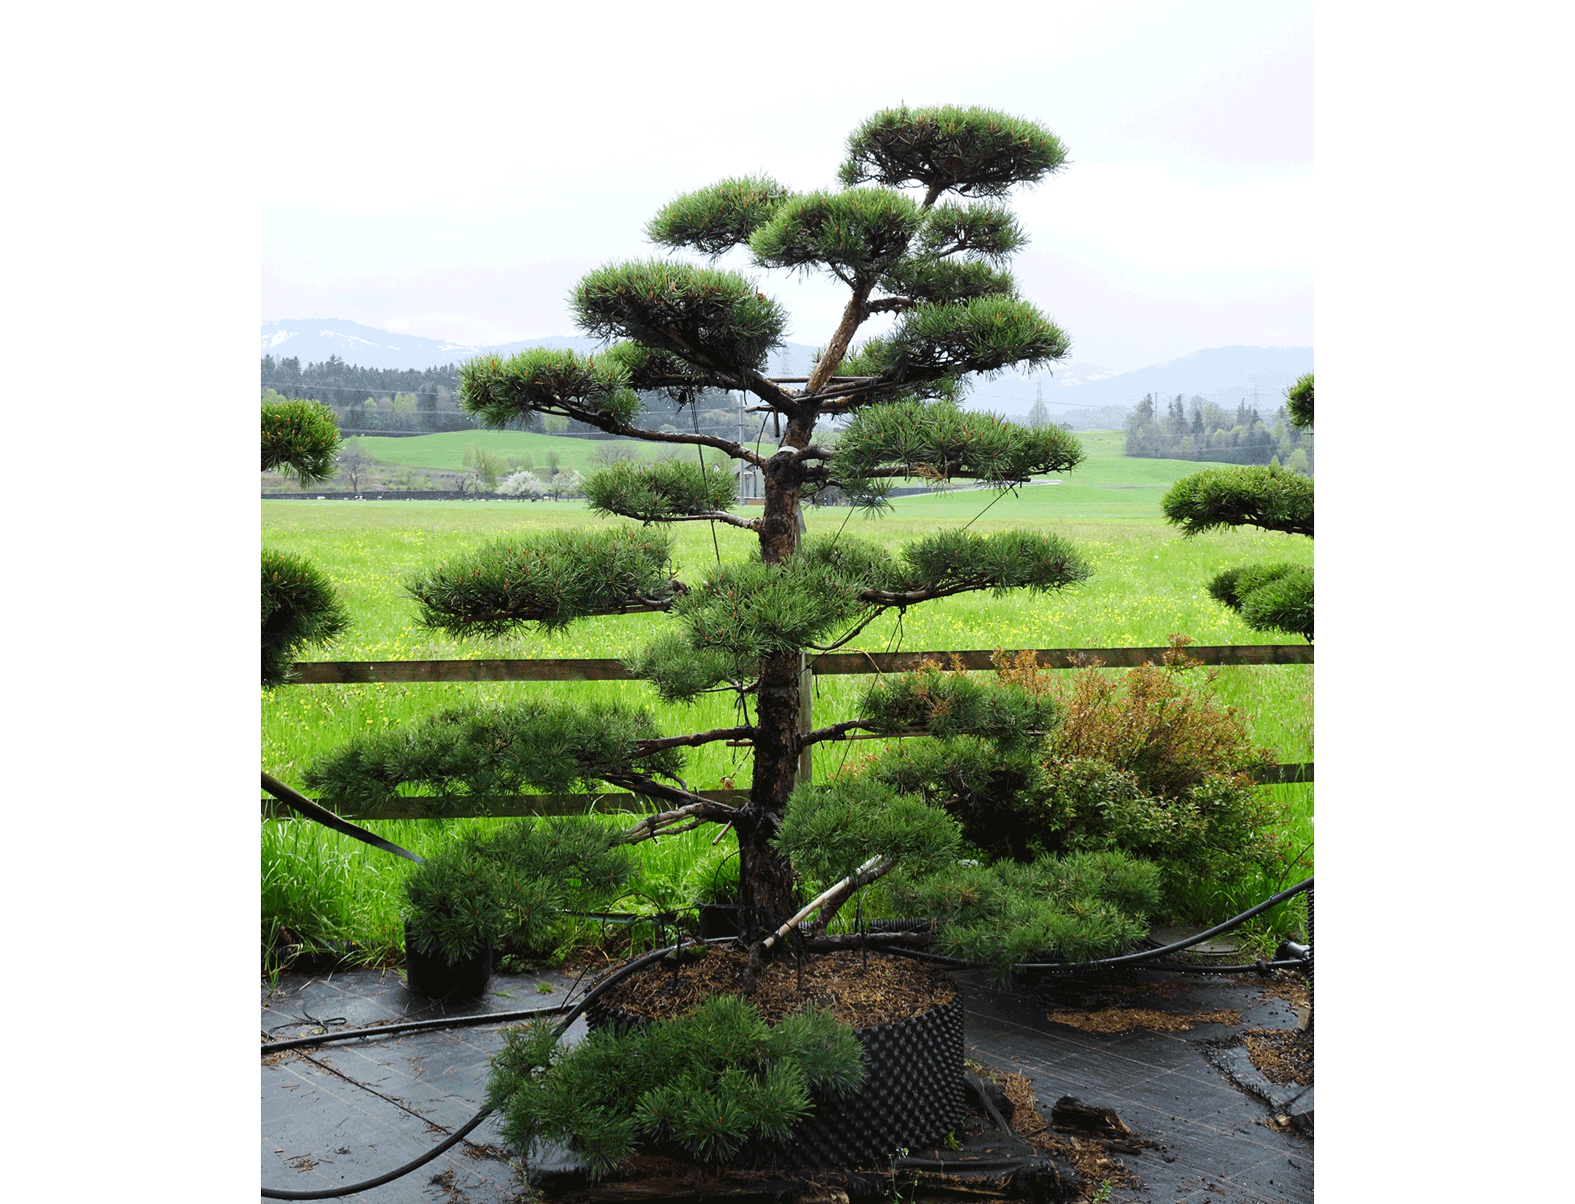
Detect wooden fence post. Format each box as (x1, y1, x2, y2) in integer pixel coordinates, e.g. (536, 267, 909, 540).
(797, 651, 813, 786)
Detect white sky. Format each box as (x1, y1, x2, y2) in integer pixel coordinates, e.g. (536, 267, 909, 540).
(262, 2, 1312, 374)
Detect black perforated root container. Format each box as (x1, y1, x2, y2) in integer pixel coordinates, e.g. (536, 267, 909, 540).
(588, 987, 966, 1169)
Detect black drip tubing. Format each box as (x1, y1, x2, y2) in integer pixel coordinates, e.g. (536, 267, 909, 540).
(262, 1002, 573, 1055)
(1013, 875, 1312, 971)
(261, 881, 1313, 1198)
(260, 939, 715, 1200)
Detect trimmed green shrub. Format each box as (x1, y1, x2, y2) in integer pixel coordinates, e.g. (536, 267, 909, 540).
(485, 993, 864, 1179)
(261, 549, 350, 687)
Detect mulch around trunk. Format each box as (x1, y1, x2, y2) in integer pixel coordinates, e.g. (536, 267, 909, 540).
(592, 947, 958, 1028)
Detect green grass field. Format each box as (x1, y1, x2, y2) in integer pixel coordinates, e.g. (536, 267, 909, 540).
(357, 429, 687, 475)
(262, 434, 1313, 969)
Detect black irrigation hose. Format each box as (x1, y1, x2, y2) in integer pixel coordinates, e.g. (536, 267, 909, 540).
(894, 1155, 1053, 1172)
(262, 880, 1314, 1198)
(261, 939, 717, 1201)
(1014, 876, 1313, 971)
(262, 1002, 573, 1055)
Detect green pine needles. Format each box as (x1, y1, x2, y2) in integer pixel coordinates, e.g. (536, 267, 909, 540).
(261, 549, 350, 688)
(261, 397, 341, 484)
(302, 698, 685, 812)
(1161, 464, 1313, 539)
(487, 995, 864, 1179)
(583, 458, 739, 523)
(406, 526, 678, 637)
(892, 852, 1163, 982)
(838, 106, 1069, 201)
(403, 817, 637, 963)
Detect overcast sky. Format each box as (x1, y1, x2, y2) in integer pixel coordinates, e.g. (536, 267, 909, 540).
(262, 2, 1311, 376)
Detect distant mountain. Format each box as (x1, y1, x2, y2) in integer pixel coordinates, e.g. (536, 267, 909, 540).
(970, 346, 1314, 428)
(260, 319, 610, 372)
(260, 321, 1310, 428)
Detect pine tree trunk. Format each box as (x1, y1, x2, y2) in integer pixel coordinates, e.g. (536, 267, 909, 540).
(737, 411, 817, 986)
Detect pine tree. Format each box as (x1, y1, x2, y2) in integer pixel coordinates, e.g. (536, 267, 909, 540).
(308, 106, 1110, 986)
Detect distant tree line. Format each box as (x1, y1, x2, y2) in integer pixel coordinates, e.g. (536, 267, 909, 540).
(1124, 392, 1313, 475)
(261, 354, 751, 440)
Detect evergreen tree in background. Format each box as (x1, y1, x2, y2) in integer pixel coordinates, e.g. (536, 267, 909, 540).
(1161, 373, 1313, 640)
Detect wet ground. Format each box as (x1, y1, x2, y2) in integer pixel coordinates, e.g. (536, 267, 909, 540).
(261, 960, 1311, 1203)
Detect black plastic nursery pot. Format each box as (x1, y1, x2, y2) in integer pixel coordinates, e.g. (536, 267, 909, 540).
(402, 920, 493, 1001)
(587, 958, 967, 1170)
(696, 902, 740, 941)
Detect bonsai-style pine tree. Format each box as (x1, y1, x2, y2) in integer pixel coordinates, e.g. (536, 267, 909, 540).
(307, 106, 1156, 986)
(1161, 373, 1314, 640)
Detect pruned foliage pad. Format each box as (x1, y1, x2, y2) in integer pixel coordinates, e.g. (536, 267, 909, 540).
(834, 399, 1083, 503)
(750, 188, 923, 283)
(839, 105, 1069, 199)
(486, 995, 865, 1179)
(1208, 563, 1314, 641)
(776, 776, 962, 887)
(1161, 464, 1314, 539)
(646, 175, 792, 257)
(572, 260, 788, 375)
(407, 525, 678, 637)
(886, 296, 1071, 380)
(261, 549, 350, 687)
(459, 346, 642, 429)
(261, 397, 341, 484)
(584, 458, 739, 523)
(860, 659, 1058, 750)
(301, 698, 683, 811)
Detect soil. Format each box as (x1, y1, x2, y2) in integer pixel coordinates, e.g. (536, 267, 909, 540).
(590, 947, 958, 1028)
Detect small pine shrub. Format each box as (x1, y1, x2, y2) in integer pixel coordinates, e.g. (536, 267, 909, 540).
(404, 817, 637, 963)
(486, 993, 864, 1179)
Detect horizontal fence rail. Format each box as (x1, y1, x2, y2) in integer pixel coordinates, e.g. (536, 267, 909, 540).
(262, 763, 1314, 822)
(287, 644, 1312, 685)
(266, 644, 1312, 820)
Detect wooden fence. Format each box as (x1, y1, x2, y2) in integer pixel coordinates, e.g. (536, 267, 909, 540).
(264, 643, 1312, 819)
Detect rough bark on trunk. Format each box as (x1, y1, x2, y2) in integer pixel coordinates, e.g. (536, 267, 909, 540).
(737, 412, 819, 988)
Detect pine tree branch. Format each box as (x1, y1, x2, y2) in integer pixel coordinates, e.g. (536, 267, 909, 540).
(563, 413, 772, 468)
(630, 725, 758, 756)
(619, 510, 761, 531)
(805, 605, 887, 653)
(759, 854, 897, 951)
(865, 296, 917, 315)
(855, 581, 989, 607)
(800, 719, 881, 746)
(614, 791, 745, 845)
